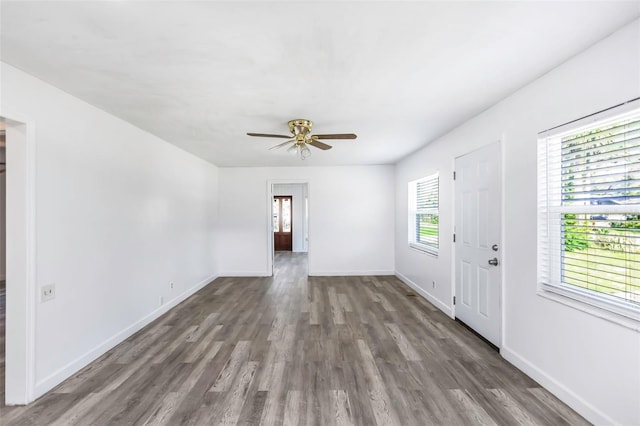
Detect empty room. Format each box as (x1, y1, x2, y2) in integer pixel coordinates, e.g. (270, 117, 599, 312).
(0, 1, 639, 425)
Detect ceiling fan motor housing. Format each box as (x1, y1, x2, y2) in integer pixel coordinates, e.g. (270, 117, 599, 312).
(289, 119, 313, 137)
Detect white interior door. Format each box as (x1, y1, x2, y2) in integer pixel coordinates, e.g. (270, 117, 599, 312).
(455, 141, 502, 347)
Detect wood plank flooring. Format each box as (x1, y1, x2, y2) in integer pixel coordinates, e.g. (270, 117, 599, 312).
(0, 279, 5, 409)
(0, 253, 588, 425)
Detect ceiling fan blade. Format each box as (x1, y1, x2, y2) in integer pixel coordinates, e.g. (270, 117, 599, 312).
(312, 133, 357, 140)
(269, 139, 295, 150)
(247, 132, 292, 138)
(308, 140, 332, 150)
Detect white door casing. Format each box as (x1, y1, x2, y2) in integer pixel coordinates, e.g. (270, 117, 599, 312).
(2, 114, 37, 404)
(454, 141, 502, 347)
(266, 180, 310, 276)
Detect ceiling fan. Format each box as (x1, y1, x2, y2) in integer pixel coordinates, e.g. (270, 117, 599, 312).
(247, 119, 357, 159)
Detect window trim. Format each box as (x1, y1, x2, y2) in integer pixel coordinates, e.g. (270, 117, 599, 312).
(538, 99, 640, 326)
(537, 287, 640, 331)
(409, 241, 438, 256)
(408, 173, 439, 256)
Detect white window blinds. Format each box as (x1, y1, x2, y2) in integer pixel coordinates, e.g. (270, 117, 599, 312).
(409, 173, 439, 254)
(538, 102, 640, 317)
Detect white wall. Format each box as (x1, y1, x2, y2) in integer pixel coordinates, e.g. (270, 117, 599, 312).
(273, 183, 307, 252)
(395, 20, 640, 425)
(1, 62, 219, 400)
(219, 166, 394, 276)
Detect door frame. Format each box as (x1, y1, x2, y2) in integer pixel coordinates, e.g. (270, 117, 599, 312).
(451, 139, 506, 349)
(266, 179, 310, 276)
(0, 109, 37, 404)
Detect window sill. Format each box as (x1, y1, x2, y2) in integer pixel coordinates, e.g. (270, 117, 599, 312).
(538, 285, 640, 332)
(409, 243, 438, 257)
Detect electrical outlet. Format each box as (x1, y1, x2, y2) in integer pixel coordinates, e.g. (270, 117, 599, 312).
(432, 280, 436, 288)
(169, 281, 174, 290)
(41, 284, 56, 302)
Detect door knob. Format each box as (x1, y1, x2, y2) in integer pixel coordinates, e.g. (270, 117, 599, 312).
(488, 258, 499, 266)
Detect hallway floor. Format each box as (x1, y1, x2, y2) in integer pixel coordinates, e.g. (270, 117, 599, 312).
(0, 280, 5, 410)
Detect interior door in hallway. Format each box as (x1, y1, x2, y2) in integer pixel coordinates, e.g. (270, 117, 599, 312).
(455, 141, 502, 347)
(273, 196, 292, 251)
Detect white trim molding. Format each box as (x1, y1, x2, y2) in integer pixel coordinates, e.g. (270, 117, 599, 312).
(310, 270, 395, 277)
(395, 271, 454, 318)
(0, 110, 37, 405)
(219, 271, 271, 277)
(501, 345, 617, 426)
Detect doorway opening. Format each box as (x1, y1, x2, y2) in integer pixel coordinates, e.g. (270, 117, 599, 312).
(273, 196, 293, 251)
(269, 182, 309, 276)
(0, 121, 5, 406)
(0, 114, 36, 405)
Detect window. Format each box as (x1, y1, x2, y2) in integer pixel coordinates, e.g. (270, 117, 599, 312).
(538, 101, 640, 319)
(408, 173, 439, 254)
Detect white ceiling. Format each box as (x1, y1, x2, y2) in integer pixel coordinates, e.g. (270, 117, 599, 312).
(1, 1, 639, 167)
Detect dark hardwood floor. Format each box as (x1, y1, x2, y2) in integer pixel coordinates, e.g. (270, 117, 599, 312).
(0, 254, 587, 425)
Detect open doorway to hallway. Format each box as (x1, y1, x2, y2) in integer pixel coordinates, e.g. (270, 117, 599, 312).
(271, 182, 308, 276)
(0, 114, 35, 405)
(0, 121, 6, 407)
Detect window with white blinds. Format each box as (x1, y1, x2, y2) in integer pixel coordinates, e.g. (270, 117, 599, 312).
(408, 173, 439, 254)
(538, 101, 640, 318)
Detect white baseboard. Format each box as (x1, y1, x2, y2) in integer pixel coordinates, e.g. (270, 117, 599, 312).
(308, 270, 395, 276)
(219, 269, 394, 277)
(395, 271, 454, 318)
(395, 273, 618, 424)
(33, 273, 219, 399)
(219, 271, 271, 277)
(501, 345, 616, 426)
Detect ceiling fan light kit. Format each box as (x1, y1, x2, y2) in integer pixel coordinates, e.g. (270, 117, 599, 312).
(247, 119, 357, 160)
(286, 141, 312, 160)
